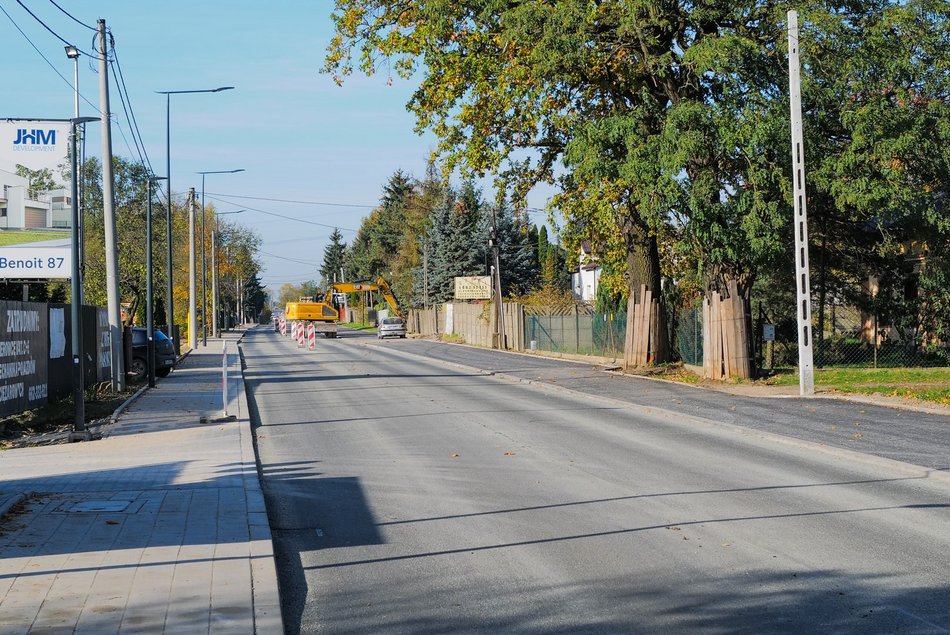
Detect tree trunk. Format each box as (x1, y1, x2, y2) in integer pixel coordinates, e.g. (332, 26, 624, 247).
(702, 272, 752, 380)
(622, 227, 669, 369)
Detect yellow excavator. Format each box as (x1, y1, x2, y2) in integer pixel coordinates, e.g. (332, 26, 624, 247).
(325, 277, 402, 319)
(283, 276, 401, 338)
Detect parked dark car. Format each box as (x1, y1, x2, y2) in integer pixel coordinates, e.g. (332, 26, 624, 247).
(129, 327, 176, 381)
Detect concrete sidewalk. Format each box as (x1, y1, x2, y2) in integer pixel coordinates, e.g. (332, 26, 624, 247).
(0, 329, 282, 634)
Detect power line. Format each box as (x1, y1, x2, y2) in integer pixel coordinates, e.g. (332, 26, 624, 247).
(259, 250, 322, 266)
(205, 192, 375, 209)
(110, 35, 154, 172)
(14, 0, 94, 55)
(0, 3, 101, 115)
(47, 0, 95, 31)
(207, 190, 553, 218)
(110, 61, 148, 169)
(203, 194, 358, 232)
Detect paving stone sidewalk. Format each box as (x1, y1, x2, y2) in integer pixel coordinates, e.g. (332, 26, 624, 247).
(0, 329, 282, 634)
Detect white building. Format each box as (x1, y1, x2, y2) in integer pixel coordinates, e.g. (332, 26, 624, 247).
(0, 168, 67, 230)
(570, 240, 601, 305)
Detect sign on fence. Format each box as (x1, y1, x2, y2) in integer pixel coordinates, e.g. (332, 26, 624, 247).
(454, 276, 492, 300)
(0, 301, 48, 416)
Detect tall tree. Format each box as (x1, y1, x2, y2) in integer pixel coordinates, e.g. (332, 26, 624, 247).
(423, 186, 485, 303)
(348, 170, 416, 282)
(494, 202, 537, 296)
(320, 228, 348, 287)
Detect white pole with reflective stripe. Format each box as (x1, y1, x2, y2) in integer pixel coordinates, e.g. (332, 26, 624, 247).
(222, 340, 229, 417)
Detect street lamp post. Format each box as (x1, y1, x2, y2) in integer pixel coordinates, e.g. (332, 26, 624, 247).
(156, 86, 234, 347)
(198, 169, 244, 345)
(65, 45, 82, 301)
(68, 116, 98, 442)
(146, 176, 167, 388)
(211, 209, 244, 337)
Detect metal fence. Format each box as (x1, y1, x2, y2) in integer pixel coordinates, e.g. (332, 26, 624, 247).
(524, 308, 625, 358)
(673, 305, 702, 366)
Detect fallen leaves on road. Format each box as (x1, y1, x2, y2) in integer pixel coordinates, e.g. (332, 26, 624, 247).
(451, 453, 460, 459)
(504, 451, 515, 456)
(852, 433, 864, 438)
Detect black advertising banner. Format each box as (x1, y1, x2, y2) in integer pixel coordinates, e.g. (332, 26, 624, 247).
(0, 301, 49, 417)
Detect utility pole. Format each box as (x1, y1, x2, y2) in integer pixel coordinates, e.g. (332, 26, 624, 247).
(423, 241, 429, 310)
(788, 10, 815, 395)
(211, 224, 218, 337)
(188, 188, 197, 349)
(489, 209, 506, 350)
(98, 19, 124, 390)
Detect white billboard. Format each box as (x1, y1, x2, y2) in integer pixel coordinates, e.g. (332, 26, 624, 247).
(0, 120, 71, 175)
(454, 276, 492, 300)
(0, 246, 71, 279)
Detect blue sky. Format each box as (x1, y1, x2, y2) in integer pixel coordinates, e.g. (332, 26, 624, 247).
(0, 0, 555, 293)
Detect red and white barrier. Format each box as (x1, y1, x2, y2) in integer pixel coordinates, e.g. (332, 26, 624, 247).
(307, 323, 316, 350)
(291, 320, 298, 340)
(280, 317, 286, 335)
(297, 322, 305, 347)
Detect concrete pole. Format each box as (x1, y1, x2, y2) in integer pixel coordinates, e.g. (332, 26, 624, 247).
(490, 209, 506, 350)
(211, 226, 218, 337)
(188, 188, 197, 349)
(788, 10, 815, 395)
(98, 20, 124, 391)
(200, 176, 207, 346)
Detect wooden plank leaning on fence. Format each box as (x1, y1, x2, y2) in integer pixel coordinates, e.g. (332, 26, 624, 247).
(624, 284, 664, 369)
(703, 282, 751, 380)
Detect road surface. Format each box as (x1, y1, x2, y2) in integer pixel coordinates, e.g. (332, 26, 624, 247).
(243, 328, 950, 634)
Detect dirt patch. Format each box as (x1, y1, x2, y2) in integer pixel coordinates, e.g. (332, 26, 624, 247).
(0, 383, 137, 449)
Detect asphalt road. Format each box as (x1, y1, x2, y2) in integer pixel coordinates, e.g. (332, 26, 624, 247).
(243, 327, 950, 634)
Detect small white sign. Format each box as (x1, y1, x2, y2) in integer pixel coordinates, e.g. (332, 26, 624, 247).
(763, 324, 776, 342)
(0, 246, 71, 279)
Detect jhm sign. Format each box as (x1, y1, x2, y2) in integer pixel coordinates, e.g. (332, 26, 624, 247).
(0, 121, 70, 174)
(13, 128, 57, 148)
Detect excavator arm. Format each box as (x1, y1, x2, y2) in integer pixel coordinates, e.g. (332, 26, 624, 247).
(327, 277, 403, 318)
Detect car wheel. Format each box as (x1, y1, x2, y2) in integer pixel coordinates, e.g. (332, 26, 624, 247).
(156, 367, 172, 378)
(400, 334, 406, 338)
(130, 357, 147, 382)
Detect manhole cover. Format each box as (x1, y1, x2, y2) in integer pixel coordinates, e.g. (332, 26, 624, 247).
(55, 500, 136, 513)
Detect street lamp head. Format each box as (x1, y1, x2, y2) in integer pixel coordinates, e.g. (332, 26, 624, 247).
(156, 86, 236, 95)
(71, 116, 99, 125)
(65, 45, 80, 59)
(216, 209, 245, 216)
(197, 169, 245, 176)
(147, 175, 168, 182)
